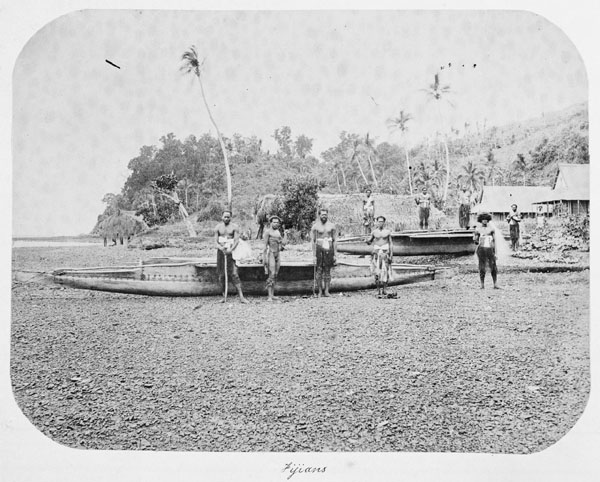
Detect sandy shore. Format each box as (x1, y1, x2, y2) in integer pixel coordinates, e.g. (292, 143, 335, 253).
(11, 244, 590, 452)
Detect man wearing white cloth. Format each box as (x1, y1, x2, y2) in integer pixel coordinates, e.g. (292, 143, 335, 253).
(214, 210, 248, 303)
(366, 216, 394, 297)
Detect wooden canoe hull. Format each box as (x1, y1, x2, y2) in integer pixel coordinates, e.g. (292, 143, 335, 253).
(337, 230, 476, 256)
(35, 258, 450, 297)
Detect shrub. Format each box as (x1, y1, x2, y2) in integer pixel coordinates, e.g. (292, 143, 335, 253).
(280, 175, 327, 239)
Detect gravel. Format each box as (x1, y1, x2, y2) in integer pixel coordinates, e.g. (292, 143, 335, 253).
(11, 244, 589, 452)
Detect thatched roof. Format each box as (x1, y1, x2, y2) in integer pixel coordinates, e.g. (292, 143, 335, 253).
(473, 186, 552, 214)
(95, 212, 148, 238)
(318, 193, 449, 236)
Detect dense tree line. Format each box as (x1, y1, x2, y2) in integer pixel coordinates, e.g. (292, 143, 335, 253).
(98, 107, 589, 228)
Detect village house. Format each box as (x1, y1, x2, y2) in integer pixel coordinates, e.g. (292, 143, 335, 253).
(471, 185, 553, 226)
(532, 163, 590, 216)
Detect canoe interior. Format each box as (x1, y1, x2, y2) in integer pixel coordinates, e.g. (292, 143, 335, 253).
(337, 230, 476, 256)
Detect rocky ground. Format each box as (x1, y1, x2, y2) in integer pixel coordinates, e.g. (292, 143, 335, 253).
(11, 242, 590, 452)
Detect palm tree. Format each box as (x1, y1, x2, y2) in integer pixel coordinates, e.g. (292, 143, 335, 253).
(181, 46, 233, 210)
(422, 73, 453, 205)
(512, 153, 527, 185)
(458, 160, 485, 192)
(349, 138, 370, 187)
(363, 133, 379, 189)
(387, 110, 414, 195)
(485, 148, 498, 186)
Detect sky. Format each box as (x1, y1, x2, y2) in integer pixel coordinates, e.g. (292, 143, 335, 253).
(9, 9, 589, 236)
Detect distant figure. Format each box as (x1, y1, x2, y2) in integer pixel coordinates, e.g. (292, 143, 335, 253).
(506, 204, 522, 251)
(214, 210, 248, 303)
(415, 186, 431, 230)
(362, 189, 375, 235)
(366, 216, 394, 297)
(263, 215, 287, 301)
(459, 186, 472, 229)
(311, 208, 337, 297)
(473, 212, 499, 289)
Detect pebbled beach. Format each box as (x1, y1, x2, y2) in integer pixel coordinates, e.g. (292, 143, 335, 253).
(11, 243, 590, 452)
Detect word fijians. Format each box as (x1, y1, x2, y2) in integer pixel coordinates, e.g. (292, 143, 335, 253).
(282, 462, 327, 480)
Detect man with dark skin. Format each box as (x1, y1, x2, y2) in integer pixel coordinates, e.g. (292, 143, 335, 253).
(458, 185, 472, 229)
(366, 215, 394, 297)
(506, 203, 522, 251)
(473, 212, 499, 289)
(415, 186, 432, 230)
(214, 210, 248, 303)
(263, 215, 287, 301)
(311, 208, 337, 297)
(362, 188, 375, 235)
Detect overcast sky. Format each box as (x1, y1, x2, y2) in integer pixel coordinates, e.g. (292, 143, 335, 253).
(10, 9, 589, 236)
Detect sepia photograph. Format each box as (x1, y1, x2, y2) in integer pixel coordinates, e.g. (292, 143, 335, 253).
(2, 3, 597, 481)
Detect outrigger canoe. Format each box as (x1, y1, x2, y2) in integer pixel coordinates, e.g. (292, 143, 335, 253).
(337, 229, 476, 256)
(14, 257, 456, 297)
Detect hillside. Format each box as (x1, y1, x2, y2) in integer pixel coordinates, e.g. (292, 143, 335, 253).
(96, 102, 589, 230)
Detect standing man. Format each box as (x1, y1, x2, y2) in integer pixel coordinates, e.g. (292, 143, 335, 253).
(415, 186, 432, 230)
(458, 185, 472, 229)
(362, 188, 375, 235)
(214, 210, 248, 303)
(366, 215, 394, 297)
(506, 204, 522, 251)
(263, 215, 287, 301)
(473, 212, 499, 289)
(311, 208, 337, 297)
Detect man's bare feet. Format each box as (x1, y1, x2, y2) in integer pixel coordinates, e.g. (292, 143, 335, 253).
(239, 297, 249, 304)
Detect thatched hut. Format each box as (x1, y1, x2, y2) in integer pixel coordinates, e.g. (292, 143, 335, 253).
(94, 210, 148, 246)
(318, 193, 450, 236)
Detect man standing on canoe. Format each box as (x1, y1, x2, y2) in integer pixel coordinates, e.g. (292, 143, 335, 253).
(311, 208, 337, 297)
(214, 210, 248, 303)
(458, 185, 472, 229)
(263, 215, 287, 301)
(366, 215, 394, 297)
(362, 188, 375, 235)
(415, 186, 431, 230)
(473, 212, 499, 289)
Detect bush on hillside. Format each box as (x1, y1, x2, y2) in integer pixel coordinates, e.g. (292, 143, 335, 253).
(279, 175, 327, 239)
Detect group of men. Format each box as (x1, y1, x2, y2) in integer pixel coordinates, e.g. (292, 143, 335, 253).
(214, 206, 396, 302)
(214, 192, 523, 301)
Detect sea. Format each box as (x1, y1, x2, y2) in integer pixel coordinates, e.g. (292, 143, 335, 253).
(12, 237, 104, 248)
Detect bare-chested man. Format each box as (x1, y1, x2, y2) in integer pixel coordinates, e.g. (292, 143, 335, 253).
(263, 215, 287, 301)
(473, 212, 499, 289)
(366, 215, 394, 297)
(311, 208, 337, 297)
(214, 210, 248, 303)
(362, 188, 375, 235)
(415, 186, 432, 230)
(458, 185, 472, 229)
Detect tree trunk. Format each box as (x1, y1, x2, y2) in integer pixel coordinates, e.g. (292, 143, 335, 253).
(159, 191, 197, 237)
(366, 151, 379, 188)
(351, 151, 369, 186)
(443, 137, 450, 204)
(335, 171, 342, 193)
(405, 147, 413, 195)
(196, 75, 232, 210)
(340, 165, 347, 189)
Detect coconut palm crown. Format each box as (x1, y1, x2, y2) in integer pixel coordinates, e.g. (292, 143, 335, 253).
(181, 46, 232, 210)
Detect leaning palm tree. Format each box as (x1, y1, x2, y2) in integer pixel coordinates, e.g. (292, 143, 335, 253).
(422, 73, 453, 205)
(348, 138, 370, 186)
(181, 46, 232, 210)
(363, 133, 379, 189)
(387, 110, 414, 194)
